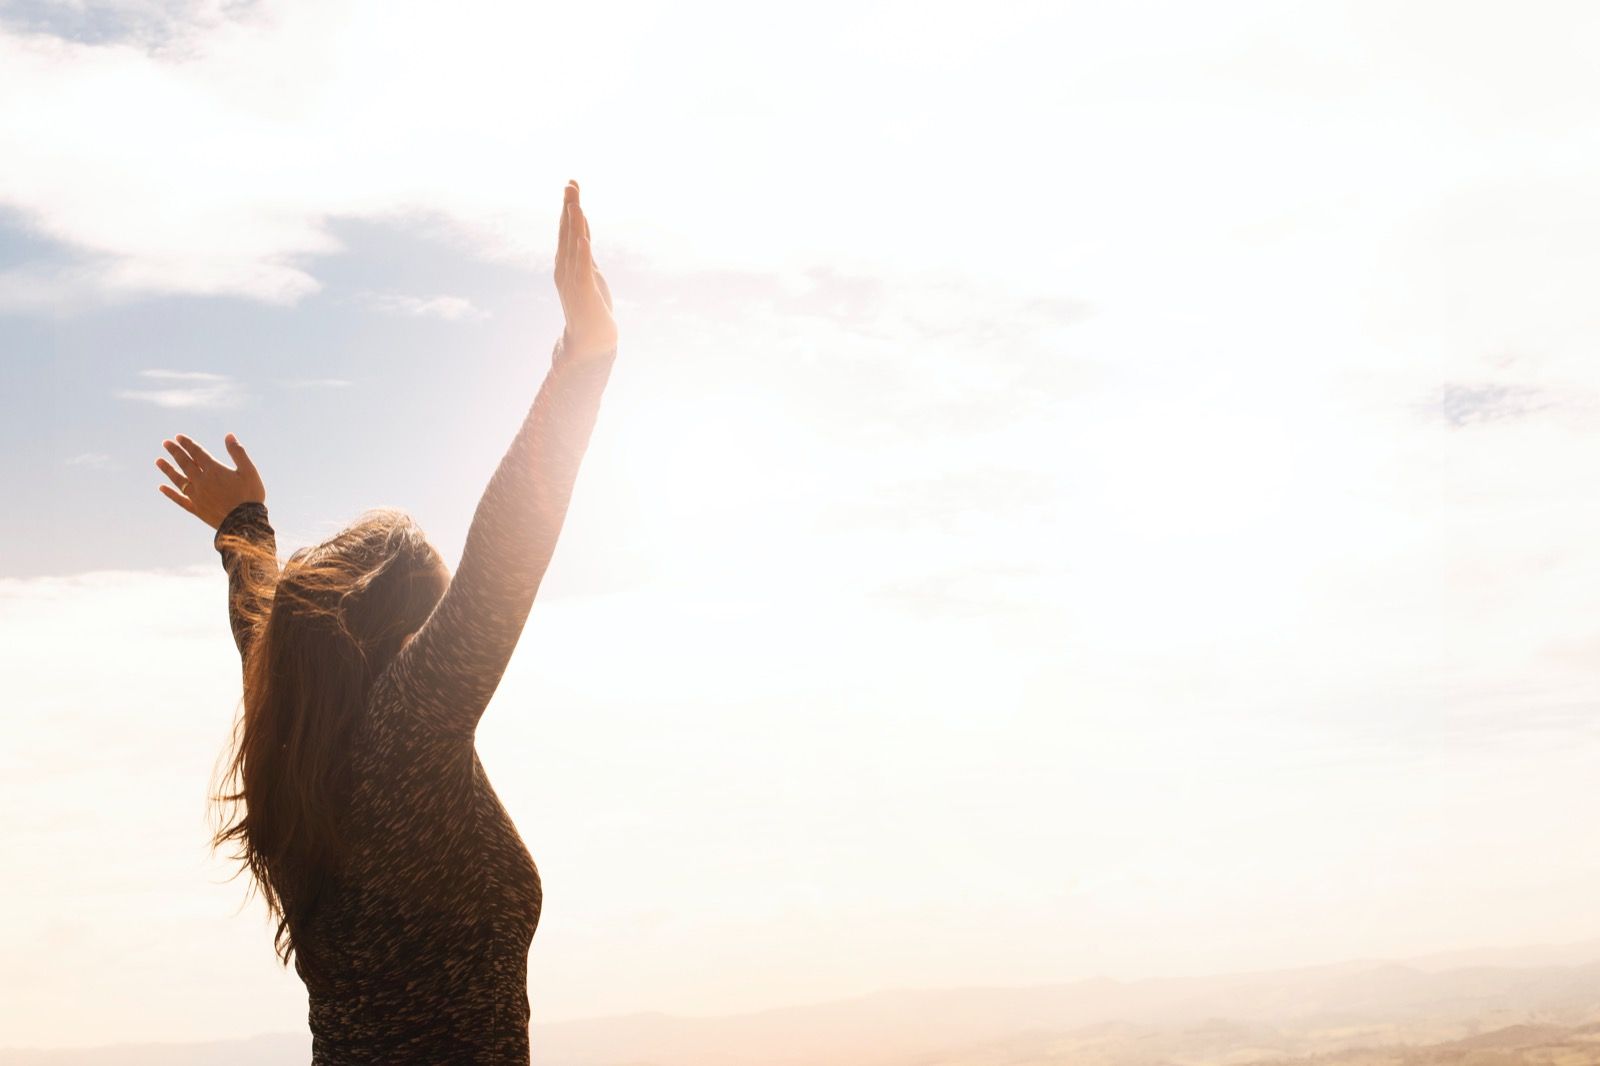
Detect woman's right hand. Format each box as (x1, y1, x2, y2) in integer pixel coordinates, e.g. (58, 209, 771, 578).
(554, 180, 618, 360)
(155, 432, 267, 530)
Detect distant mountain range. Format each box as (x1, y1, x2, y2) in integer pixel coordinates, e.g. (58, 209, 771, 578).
(10, 941, 1600, 1065)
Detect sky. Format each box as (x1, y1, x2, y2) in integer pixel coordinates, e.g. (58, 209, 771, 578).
(6, 0, 1600, 1050)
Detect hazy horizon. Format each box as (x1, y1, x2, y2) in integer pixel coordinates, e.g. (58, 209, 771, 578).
(7, 0, 1600, 1053)
(11, 938, 1600, 1064)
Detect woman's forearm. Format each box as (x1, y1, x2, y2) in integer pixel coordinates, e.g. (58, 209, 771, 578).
(377, 334, 618, 736)
(214, 500, 278, 667)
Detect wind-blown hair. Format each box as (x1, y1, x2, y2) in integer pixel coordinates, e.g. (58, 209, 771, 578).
(209, 507, 449, 980)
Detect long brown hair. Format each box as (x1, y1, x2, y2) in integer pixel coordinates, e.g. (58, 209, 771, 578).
(210, 507, 449, 980)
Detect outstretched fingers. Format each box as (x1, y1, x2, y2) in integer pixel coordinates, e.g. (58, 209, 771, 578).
(224, 433, 256, 477)
(155, 456, 188, 489)
(557, 181, 574, 282)
(163, 438, 202, 478)
(553, 180, 614, 355)
(175, 433, 219, 470)
(158, 482, 197, 516)
(559, 180, 598, 288)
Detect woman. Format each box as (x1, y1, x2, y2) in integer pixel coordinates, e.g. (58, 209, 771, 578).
(154, 180, 618, 1063)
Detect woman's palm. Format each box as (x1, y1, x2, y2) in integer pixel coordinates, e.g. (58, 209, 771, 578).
(155, 433, 266, 530)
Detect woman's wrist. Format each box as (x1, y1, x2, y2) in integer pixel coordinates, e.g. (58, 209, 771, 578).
(215, 499, 270, 543)
(560, 326, 617, 356)
(556, 332, 618, 372)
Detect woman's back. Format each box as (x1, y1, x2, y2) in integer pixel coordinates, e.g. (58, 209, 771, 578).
(298, 668, 543, 1061)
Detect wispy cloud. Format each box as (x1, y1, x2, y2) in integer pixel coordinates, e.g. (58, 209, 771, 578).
(138, 369, 227, 382)
(1436, 383, 1550, 427)
(64, 452, 113, 469)
(1021, 294, 1095, 325)
(0, 0, 245, 49)
(115, 368, 241, 408)
(278, 377, 353, 389)
(357, 292, 488, 321)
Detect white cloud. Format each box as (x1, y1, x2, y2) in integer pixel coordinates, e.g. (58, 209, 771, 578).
(64, 451, 114, 468)
(0, 259, 130, 314)
(116, 367, 241, 407)
(1, 0, 1597, 422)
(356, 291, 486, 321)
(0, 0, 1400, 310)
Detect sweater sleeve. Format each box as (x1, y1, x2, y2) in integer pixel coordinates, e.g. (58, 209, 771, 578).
(214, 500, 278, 669)
(379, 333, 618, 739)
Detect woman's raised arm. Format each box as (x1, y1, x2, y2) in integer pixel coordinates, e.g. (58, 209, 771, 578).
(378, 180, 619, 739)
(214, 500, 278, 665)
(154, 432, 274, 668)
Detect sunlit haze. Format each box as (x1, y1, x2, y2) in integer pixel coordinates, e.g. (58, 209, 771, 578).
(5, 0, 1600, 1053)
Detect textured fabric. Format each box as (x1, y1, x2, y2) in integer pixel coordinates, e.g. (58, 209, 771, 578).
(214, 335, 617, 1064)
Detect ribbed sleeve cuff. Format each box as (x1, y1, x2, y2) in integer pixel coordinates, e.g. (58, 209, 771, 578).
(214, 500, 271, 552)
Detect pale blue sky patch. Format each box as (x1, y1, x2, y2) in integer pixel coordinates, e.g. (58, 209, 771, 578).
(1, 213, 539, 576)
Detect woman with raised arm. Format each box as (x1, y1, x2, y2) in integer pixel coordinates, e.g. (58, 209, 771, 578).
(154, 180, 618, 1064)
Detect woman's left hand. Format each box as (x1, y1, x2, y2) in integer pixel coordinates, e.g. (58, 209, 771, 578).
(155, 432, 267, 530)
(555, 179, 618, 360)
